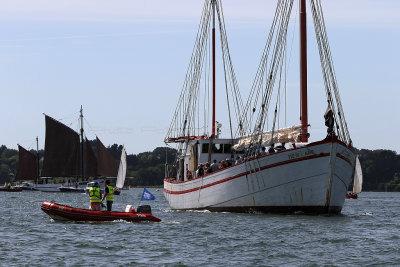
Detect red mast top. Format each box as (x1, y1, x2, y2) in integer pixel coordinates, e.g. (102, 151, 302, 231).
(300, 0, 308, 142)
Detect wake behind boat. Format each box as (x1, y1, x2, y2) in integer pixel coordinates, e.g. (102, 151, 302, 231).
(41, 201, 161, 222)
(163, 0, 361, 215)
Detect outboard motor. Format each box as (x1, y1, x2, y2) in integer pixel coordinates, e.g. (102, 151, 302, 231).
(137, 205, 152, 214)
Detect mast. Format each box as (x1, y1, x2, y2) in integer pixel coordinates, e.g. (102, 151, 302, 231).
(80, 106, 84, 179)
(36, 137, 39, 186)
(212, 0, 216, 138)
(300, 0, 308, 142)
(208, 0, 217, 163)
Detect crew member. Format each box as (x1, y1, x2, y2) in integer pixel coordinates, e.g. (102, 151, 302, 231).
(7, 182, 11, 189)
(102, 180, 114, 211)
(89, 182, 102, 211)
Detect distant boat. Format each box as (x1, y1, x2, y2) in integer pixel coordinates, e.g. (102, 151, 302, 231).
(20, 106, 119, 192)
(164, 0, 359, 214)
(114, 147, 127, 195)
(14, 142, 40, 190)
(346, 156, 363, 199)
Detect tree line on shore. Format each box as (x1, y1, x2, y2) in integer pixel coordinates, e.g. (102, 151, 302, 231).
(1, 144, 399, 191)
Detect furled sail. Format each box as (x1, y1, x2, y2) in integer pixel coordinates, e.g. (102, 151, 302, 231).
(96, 137, 118, 177)
(353, 156, 363, 194)
(116, 147, 127, 189)
(15, 145, 37, 180)
(233, 125, 303, 150)
(41, 115, 80, 177)
(84, 138, 97, 178)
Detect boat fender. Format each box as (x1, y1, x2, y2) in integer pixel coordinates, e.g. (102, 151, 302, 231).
(137, 205, 152, 214)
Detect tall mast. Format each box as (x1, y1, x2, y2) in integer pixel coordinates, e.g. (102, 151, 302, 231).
(211, 0, 216, 138)
(80, 105, 84, 179)
(36, 136, 39, 186)
(300, 0, 308, 142)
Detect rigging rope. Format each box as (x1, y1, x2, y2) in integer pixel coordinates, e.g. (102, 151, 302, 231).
(310, 0, 351, 145)
(165, 0, 245, 145)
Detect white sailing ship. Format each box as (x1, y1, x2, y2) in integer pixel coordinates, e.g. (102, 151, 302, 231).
(163, 0, 360, 214)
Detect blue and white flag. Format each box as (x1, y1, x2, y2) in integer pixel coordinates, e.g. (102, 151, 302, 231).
(141, 188, 156, 201)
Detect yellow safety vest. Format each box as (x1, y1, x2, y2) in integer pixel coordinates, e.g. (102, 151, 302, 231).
(7, 183, 11, 187)
(89, 187, 101, 203)
(105, 185, 114, 202)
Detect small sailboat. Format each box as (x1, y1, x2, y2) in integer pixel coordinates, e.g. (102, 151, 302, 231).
(346, 156, 363, 199)
(114, 147, 127, 195)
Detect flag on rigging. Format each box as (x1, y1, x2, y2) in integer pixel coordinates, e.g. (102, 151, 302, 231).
(141, 188, 156, 201)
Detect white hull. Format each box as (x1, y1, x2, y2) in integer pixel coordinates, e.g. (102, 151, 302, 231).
(164, 139, 356, 214)
(25, 182, 88, 192)
(31, 183, 68, 192)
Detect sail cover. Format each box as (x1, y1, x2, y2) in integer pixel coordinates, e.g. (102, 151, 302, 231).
(353, 156, 363, 194)
(15, 145, 37, 180)
(41, 115, 80, 177)
(96, 137, 119, 177)
(84, 138, 97, 178)
(116, 147, 127, 189)
(233, 125, 303, 150)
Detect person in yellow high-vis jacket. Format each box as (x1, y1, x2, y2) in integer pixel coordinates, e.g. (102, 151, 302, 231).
(102, 180, 114, 211)
(89, 182, 102, 211)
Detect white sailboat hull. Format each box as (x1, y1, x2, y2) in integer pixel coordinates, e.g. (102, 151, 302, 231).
(164, 139, 356, 214)
(32, 183, 68, 192)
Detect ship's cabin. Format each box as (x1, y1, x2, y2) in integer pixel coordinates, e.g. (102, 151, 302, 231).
(175, 138, 244, 182)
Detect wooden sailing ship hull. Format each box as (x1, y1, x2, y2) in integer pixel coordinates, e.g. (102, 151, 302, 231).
(164, 138, 356, 214)
(41, 201, 161, 222)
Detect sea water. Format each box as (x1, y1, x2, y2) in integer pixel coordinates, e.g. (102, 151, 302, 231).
(0, 190, 399, 266)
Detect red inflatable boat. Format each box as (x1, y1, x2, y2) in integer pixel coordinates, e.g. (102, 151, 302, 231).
(41, 201, 161, 222)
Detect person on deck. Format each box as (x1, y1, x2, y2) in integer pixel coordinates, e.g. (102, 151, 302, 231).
(205, 162, 213, 174)
(260, 147, 267, 156)
(197, 164, 204, 177)
(89, 182, 102, 211)
(211, 159, 219, 172)
(235, 156, 242, 164)
(268, 144, 276, 154)
(102, 180, 114, 211)
(7, 182, 11, 189)
(219, 160, 227, 169)
(275, 142, 287, 151)
(186, 169, 193, 180)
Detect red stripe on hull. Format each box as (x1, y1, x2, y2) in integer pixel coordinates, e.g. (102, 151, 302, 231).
(336, 153, 353, 167)
(164, 152, 331, 195)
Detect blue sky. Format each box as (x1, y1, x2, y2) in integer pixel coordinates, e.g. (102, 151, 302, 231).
(0, 0, 399, 154)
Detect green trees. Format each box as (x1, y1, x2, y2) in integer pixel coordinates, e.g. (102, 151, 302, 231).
(126, 147, 176, 186)
(358, 149, 400, 191)
(0, 145, 18, 184)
